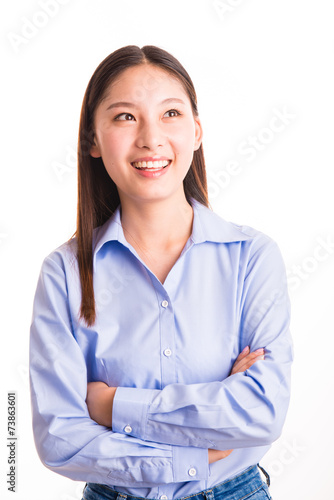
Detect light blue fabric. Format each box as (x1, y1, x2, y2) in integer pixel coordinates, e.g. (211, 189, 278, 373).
(29, 199, 292, 499)
(82, 465, 272, 499)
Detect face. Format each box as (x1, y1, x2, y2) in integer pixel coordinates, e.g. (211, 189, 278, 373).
(90, 64, 203, 206)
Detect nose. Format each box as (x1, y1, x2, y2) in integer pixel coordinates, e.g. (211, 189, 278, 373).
(135, 118, 165, 150)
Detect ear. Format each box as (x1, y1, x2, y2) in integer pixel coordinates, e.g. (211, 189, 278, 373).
(193, 116, 203, 151)
(89, 136, 101, 158)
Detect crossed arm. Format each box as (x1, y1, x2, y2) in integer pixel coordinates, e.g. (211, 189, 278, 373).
(86, 346, 265, 464)
(30, 237, 292, 485)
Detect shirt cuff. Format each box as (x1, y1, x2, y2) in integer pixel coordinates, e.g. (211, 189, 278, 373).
(112, 386, 157, 439)
(112, 387, 208, 482)
(172, 445, 208, 482)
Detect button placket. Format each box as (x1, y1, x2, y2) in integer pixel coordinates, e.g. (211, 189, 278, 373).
(158, 291, 176, 387)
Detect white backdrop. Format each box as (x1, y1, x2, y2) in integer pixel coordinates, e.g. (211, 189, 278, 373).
(1, 1, 333, 499)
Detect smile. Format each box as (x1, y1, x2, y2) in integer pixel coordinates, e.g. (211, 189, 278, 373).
(131, 160, 171, 170)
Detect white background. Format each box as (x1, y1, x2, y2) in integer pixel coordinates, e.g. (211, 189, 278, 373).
(1, 1, 334, 498)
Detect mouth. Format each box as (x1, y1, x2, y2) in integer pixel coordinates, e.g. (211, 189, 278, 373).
(131, 160, 172, 171)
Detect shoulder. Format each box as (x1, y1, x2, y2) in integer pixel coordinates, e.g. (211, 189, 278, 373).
(192, 201, 286, 275)
(40, 238, 78, 276)
(193, 200, 277, 249)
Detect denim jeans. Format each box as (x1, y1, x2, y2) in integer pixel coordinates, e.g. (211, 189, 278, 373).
(82, 464, 272, 500)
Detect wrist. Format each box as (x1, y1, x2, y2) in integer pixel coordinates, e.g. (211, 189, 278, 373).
(104, 386, 117, 427)
(86, 383, 117, 427)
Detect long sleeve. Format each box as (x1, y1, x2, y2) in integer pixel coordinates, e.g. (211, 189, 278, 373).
(112, 237, 293, 450)
(29, 255, 209, 487)
(30, 201, 293, 498)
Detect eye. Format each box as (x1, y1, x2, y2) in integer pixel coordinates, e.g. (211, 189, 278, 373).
(114, 113, 135, 121)
(164, 109, 182, 118)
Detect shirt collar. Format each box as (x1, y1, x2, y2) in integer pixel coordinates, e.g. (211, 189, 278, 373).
(93, 198, 252, 257)
(191, 199, 252, 244)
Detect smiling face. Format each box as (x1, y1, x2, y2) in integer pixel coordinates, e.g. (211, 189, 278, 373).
(90, 64, 203, 206)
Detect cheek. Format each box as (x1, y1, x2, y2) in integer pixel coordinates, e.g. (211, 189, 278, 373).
(173, 136, 196, 167)
(99, 131, 130, 161)
(173, 121, 196, 150)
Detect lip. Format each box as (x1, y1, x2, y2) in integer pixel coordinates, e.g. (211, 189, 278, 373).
(131, 161, 171, 178)
(131, 156, 171, 163)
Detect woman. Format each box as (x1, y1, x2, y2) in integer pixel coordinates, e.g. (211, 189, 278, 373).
(29, 45, 293, 500)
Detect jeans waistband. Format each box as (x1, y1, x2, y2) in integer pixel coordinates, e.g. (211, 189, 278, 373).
(83, 464, 270, 500)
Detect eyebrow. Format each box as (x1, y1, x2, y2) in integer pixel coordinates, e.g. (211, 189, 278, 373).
(106, 97, 186, 111)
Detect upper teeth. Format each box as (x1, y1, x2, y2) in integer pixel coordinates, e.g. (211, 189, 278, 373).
(132, 160, 170, 169)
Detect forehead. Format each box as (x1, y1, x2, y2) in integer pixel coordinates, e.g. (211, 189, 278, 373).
(103, 64, 189, 103)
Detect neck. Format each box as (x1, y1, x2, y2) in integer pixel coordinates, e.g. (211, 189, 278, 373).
(119, 192, 194, 252)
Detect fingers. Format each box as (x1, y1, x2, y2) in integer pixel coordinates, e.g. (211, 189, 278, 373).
(230, 347, 265, 375)
(234, 345, 250, 362)
(237, 350, 265, 372)
(208, 449, 234, 464)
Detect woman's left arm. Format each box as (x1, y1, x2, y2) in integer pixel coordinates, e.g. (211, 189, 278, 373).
(89, 237, 293, 450)
(86, 346, 265, 427)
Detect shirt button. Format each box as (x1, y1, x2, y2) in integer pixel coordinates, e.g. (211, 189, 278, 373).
(160, 496, 168, 499)
(161, 300, 169, 308)
(124, 425, 132, 434)
(163, 348, 172, 357)
(188, 467, 197, 477)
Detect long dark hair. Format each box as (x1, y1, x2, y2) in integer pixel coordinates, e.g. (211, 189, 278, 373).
(76, 45, 209, 326)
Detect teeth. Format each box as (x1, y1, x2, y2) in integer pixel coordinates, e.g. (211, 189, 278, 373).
(132, 160, 170, 169)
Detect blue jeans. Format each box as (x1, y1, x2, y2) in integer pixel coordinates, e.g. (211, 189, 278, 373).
(82, 464, 272, 500)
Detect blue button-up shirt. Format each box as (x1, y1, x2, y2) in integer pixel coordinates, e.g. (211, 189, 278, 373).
(29, 199, 293, 499)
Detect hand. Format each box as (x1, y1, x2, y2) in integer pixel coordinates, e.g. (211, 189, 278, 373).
(230, 346, 265, 375)
(208, 448, 233, 463)
(208, 346, 265, 464)
(86, 381, 117, 427)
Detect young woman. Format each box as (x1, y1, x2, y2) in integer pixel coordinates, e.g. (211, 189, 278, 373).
(29, 45, 293, 500)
